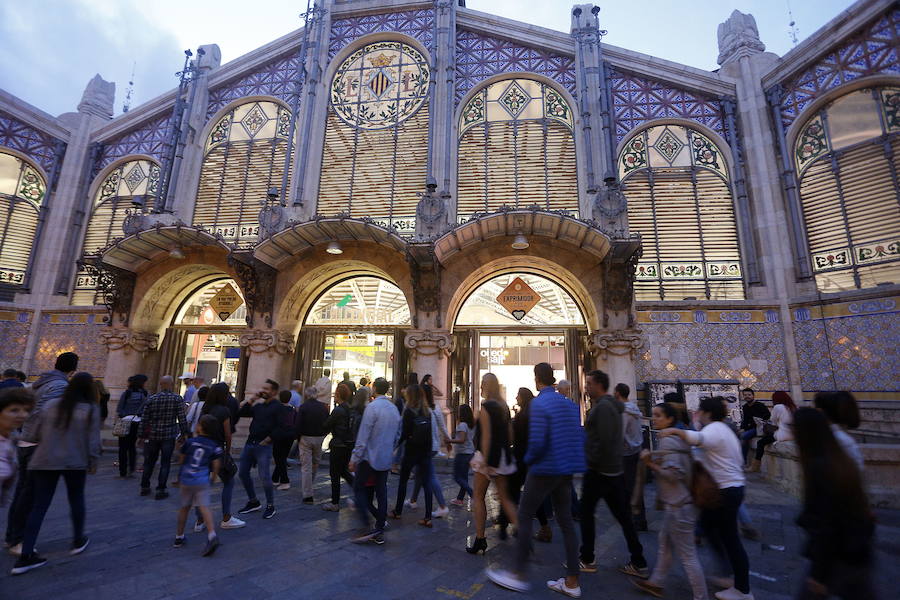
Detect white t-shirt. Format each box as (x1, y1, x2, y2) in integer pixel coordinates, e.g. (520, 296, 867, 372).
(0, 433, 15, 484)
(315, 376, 332, 404)
(684, 421, 745, 489)
(771, 404, 794, 442)
(832, 424, 864, 471)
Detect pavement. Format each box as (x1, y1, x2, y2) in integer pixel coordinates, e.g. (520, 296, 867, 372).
(1, 453, 897, 600)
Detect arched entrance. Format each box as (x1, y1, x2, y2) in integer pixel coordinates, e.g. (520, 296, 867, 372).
(450, 272, 589, 411)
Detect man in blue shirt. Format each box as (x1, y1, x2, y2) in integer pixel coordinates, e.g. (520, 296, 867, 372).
(487, 363, 586, 597)
(348, 377, 400, 545)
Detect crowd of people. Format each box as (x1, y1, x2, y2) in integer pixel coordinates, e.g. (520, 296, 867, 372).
(0, 354, 878, 599)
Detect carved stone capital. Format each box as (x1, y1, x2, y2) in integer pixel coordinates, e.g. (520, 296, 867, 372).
(717, 10, 765, 66)
(238, 329, 295, 355)
(99, 329, 159, 353)
(588, 330, 644, 359)
(404, 329, 454, 357)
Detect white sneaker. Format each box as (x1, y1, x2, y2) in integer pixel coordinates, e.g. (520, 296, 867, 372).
(220, 516, 246, 529)
(715, 588, 755, 600)
(433, 506, 449, 518)
(8, 543, 21, 557)
(405, 500, 417, 509)
(486, 568, 530, 593)
(193, 520, 205, 533)
(547, 578, 582, 598)
(710, 577, 735, 590)
(276, 483, 291, 491)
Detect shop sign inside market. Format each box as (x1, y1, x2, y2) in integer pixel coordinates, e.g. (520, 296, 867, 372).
(208, 283, 243, 321)
(496, 277, 540, 320)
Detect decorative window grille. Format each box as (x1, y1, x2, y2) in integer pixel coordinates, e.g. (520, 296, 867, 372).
(618, 125, 744, 301)
(0, 149, 46, 289)
(194, 100, 293, 245)
(72, 158, 160, 305)
(317, 41, 431, 235)
(457, 78, 577, 222)
(794, 86, 900, 292)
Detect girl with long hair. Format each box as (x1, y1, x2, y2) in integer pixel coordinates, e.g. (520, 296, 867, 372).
(322, 383, 356, 511)
(12, 373, 100, 574)
(199, 382, 244, 530)
(467, 373, 518, 554)
(794, 407, 875, 599)
(390, 384, 435, 527)
(450, 404, 476, 505)
(750, 391, 797, 471)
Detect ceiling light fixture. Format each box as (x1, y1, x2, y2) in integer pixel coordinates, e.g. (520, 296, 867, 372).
(326, 241, 343, 255)
(169, 246, 185, 259)
(511, 234, 529, 250)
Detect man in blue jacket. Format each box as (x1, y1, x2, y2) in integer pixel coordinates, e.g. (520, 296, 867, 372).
(486, 362, 586, 597)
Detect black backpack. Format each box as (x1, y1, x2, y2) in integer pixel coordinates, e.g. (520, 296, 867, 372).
(273, 405, 297, 441)
(408, 410, 432, 451)
(346, 408, 362, 444)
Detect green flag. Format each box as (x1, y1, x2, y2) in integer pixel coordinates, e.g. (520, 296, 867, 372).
(337, 293, 352, 307)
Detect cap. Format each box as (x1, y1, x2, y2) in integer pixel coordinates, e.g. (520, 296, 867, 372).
(179, 372, 195, 380)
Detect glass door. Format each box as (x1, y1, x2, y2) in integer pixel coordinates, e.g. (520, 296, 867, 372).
(477, 333, 568, 411)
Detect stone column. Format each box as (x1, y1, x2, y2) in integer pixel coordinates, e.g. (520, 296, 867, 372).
(238, 329, 295, 400)
(99, 328, 160, 397)
(588, 329, 643, 395)
(405, 328, 452, 417)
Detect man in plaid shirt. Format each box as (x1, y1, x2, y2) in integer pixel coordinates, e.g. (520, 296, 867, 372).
(140, 376, 189, 500)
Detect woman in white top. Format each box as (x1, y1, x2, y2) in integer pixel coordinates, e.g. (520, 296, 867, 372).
(751, 391, 796, 469)
(814, 391, 864, 472)
(660, 396, 752, 600)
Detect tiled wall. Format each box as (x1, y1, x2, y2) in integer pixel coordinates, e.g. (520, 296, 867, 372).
(0, 309, 32, 371)
(31, 312, 108, 378)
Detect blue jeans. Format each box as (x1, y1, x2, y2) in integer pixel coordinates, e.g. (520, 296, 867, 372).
(353, 460, 388, 531)
(395, 453, 433, 517)
(453, 452, 473, 500)
(239, 442, 274, 506)
(141, 438, 175, 491)
(221, 476, 235, 516)
(22, 470, 86, 556)
(411, 452, 445, 507)
(740, 429, 756, 462)
(5, 445, 35, 546)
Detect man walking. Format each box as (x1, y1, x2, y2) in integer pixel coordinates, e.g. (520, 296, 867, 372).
(616, 383, 647, 531)
(5, 352, 78, 555)
(236, 379, 281, 519)
(315, 369, 332, 409)
(348, 377, 400, 545)
(296, 387, 328, 505)
(340, 372, 356, 395)
(579, 370, 649, 578)
(139, 376, 189, 500)
(486, 363, 586, 596)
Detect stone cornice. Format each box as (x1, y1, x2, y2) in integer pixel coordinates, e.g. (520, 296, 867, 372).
(0, 89, 71, 140)
(206, 28, 305, 92)
(588, 329, 644, 359)
(760, 0, 892, 88)
(404, 329, 454, 357)
(457, 7, 576, 56)
(601, 44, 735, 97)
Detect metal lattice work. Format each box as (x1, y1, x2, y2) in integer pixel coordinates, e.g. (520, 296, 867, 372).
(0, 149, 46, 288)
(306, 276, 411, 326)
(457, 78, 577, 221)
(194, 101, 294, 245)
(207, 51, 303, 119)
(317, 41, 430, 234)
(94, 113, 170, 177)
(329, 9, 435, 59)
(0, 111, 62, 174)
(619, 125, 744, 301)
(795, 86, 900, 292)
(455, 273, 584, 326)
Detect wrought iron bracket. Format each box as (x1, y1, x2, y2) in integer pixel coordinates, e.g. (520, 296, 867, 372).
(227, 251, 278, 328)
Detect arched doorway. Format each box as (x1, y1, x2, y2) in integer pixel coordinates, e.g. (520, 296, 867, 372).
(295, 275, 412, 408)
(450, 272, 588, 411)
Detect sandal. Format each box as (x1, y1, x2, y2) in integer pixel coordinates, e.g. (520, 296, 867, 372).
(418, 519, 432, 528)
(389, 510, 401, 519)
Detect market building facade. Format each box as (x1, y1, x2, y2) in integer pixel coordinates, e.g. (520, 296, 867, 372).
(0, 0, 898, 471)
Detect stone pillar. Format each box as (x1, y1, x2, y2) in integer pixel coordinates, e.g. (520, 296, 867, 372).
(588, 330, 643, 395)
(405, 329, 452, 417)
(238, 329, 295, 400)
(99, 328, 160, 397)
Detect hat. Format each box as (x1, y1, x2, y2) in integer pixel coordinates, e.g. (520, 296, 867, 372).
(179, 372, 195, 380)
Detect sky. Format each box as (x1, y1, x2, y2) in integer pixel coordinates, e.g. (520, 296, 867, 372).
(0, 0, 856, 118)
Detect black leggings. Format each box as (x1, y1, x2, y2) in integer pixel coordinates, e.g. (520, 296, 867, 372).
(755, 434, 775, 460)
(700, 486, 750, 594)
(271, 438, 293, 484)
(118, 421, 139, 477)
(329, 445, 354, 504)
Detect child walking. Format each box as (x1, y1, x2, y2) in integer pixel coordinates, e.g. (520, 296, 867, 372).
(449, 404, 475, 506)
(174, 415, 223, 556)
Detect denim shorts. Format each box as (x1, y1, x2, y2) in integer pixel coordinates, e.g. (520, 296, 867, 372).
(179, 484, 210, 508)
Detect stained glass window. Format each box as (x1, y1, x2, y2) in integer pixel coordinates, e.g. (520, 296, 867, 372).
(457, 78, 576, 220)
(72, 158, 160, 305)
(194, 100, 293, 244)
(0, 149, 46, 288)
(318, 41, 431, 235)
(794, 86, 900, 292)
(618, 124, 744, 301)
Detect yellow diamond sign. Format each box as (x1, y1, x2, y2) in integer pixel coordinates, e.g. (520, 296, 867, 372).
(209, 283, 243, 321)
(496, 277, 540, 321)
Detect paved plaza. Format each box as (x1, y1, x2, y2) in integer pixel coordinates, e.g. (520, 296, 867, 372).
(2, 453, 897, 600)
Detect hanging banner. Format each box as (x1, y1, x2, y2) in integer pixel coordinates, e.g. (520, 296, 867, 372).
(496, 277, 541, 320)
(208, 283, 243, 321)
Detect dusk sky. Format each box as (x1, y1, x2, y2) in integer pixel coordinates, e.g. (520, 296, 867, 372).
(1, 0, 855, 117)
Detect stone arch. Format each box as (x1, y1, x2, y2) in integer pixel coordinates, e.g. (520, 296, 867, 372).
(199, 95, 292, 145)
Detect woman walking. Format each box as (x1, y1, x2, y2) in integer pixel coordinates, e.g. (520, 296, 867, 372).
(115, 374, 148, 478)
(632, 402, 708, 599)
(390, 384, 435, 527)
(793, 407, 876, 599)
(322, 383, 356, 511)
(11, 372, 101, 575)
(199, 382, 244, 530)
(749, 391, 796, 471)
(467, 373, 517, 554)
(450, 404, 475, 505)
(408, 382, 451, 517)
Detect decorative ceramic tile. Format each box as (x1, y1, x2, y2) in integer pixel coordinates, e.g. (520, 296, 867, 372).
(329, 9, 435, 59)
(94, 112, 171, 177)
(207, 51, 303, 119)
(32, 315, 108, 378)
(0, 316, 31, 371)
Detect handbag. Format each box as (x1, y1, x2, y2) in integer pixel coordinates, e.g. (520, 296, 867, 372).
(112, 416, 130, 437)
(219, 451, 238, 481)
(690, 460, 722, 510)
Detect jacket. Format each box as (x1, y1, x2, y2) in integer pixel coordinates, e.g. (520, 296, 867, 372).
(740, 401, 770, 432)
(297, 398, 329, 437)
(20, 370, 69, 442)
(26, 398, 101, 471)
(116, 387, 148, 418)
(622, 401, 644, 456)
(524, 386, 586, 476)
(324, 403, 353, 448)
(584, 394, 624, 475)
(351, 395, 401, 471)
(237, 399, 282, 444)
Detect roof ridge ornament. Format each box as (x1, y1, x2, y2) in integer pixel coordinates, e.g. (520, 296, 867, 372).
(717, 10, 766, 66)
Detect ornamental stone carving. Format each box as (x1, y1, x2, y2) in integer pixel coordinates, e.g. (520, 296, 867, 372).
(228, 251, 277, 327)
(404, 330, 454, 357)
(238, 329, 295, 355)
(407, 244, 441, 317)
(717, 10, 765, 66)
(99, 329, 159, 353)
(78, 74, 115, 119)
(588, 330, 644, 359)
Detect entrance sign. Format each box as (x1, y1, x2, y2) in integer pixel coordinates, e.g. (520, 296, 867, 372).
(496, 277, 541, 320)
(209, 283, 243, 321)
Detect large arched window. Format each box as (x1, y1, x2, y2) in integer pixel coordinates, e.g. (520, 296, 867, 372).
(0, 149, 46, 289)
(619, 124, 744, 301)
(457, 78, 576, 221)
(194, 100, 293, 244)
(317, 40, 431, 235)
(72, 158, 160, 305)
(794, 86, 900, 292)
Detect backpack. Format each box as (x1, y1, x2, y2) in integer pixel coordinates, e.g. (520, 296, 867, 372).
(346, 408, 362, 444)
(408, 410, 432, 451)
(273, 405, 297, 441)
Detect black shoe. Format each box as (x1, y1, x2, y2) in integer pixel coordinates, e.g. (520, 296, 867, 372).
(155, 490, 169, 500)
(238, 500, 262, 514)
(465, 537, 487, 554)
(201, 536, 219, 557)
(70, 537, 90, 556)
(498, 526, 508, 541)
(371, 531, 385, 545)
(173, 536, 186, 548)
(11, 553, 48, 575)
(302, 497, 314, 505)
(140, 487, 151, 496)
(263, 505, 276, 519)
